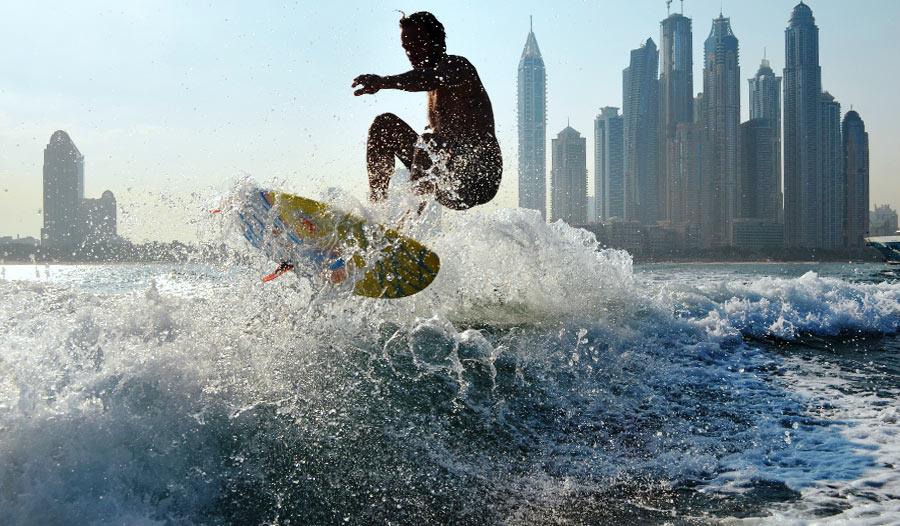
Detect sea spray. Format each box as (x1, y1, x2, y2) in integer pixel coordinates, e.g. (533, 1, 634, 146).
(3, 194, 900, 522)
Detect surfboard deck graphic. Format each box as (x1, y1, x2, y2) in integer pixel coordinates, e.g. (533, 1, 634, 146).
(236, 188, 440, 299)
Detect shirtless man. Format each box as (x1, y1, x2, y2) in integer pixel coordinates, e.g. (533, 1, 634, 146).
(352, 11, 502, 210)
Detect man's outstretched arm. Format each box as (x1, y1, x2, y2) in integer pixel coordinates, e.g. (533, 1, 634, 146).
(352, 58, 469, 95)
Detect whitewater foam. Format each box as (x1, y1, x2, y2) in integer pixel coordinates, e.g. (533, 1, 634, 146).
(3, 191, 900, 523)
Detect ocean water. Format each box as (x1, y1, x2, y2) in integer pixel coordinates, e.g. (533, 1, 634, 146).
(2, 205, 900, 525)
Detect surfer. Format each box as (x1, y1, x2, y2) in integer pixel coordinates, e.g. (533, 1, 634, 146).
(352, 11, 502, 211)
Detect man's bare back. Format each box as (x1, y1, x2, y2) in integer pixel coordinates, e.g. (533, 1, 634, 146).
(352, 12, 501, 210)
(424, 55, 495, 140)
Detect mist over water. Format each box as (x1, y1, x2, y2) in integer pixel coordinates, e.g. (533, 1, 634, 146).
(2, 192, 900, 524)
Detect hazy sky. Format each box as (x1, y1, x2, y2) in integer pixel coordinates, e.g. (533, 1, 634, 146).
(2, 0, 898, 242)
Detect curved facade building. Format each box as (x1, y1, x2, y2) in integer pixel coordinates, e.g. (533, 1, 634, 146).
(41, 130, 117, 249)
(42, 130, 85, 247)
(623, 38, 659, 225)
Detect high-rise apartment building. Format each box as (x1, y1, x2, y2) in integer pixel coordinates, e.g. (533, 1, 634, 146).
(843, 110, 869, 248)
(623, 38, 659, 225)
(594, 107, 625, 221)
(748, 58, 783, 222)
(42, 130, 86, 247)
(784, 2, 822, 247)
(821, 92, 843, 248)
(551, 126, 587, 225)
(41, 130, 116, 248)
(517, 19, 547, 219)
(670, 121, 712, 246)
(659, 11, 693, 222)
(740, 119, 779, 223)
(703, 14, 741, 245)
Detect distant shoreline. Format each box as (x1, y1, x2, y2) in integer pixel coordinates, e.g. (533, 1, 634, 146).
(630, 247, 882, 265)
(635, 260, 878, 266)
(0, 240, 229, 265)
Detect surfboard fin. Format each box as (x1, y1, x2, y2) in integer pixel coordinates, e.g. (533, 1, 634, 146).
(262, 262, 294, 282)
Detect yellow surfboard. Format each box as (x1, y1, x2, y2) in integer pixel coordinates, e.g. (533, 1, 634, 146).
(238, 188, 440, 299)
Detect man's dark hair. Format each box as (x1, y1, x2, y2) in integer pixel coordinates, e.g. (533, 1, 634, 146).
(399, 11, 446, 53)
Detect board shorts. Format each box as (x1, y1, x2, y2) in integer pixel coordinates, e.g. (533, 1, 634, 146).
(431, 136, 502, 211)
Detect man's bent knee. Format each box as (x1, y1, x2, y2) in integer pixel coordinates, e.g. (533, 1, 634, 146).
(370, 113, 403, 135)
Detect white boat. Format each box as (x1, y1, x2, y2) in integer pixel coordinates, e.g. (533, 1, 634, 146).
(865, 234, 900, 263)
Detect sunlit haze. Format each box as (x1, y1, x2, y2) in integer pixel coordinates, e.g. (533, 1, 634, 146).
(2, 0, 897, 242)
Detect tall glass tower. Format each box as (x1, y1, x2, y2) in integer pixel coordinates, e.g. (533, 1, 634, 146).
(821, 92, 843, 248)
(517, 18, 547, 219)
(748, 58, 783, 223)
(594, 107, 625, 221)
(843, 110, 869, 248)
(623, 38, 659, 225)
(783, 2, 822, 247)
(703, 14, 740, 246)
(740, 119, 778, 223)
(659, 11, 693, 222)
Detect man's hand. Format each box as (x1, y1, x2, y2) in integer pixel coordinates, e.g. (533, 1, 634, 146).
(352, 74, 383, 96)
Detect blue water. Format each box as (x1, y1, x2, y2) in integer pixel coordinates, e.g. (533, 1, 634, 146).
(2, 206, 900, 525)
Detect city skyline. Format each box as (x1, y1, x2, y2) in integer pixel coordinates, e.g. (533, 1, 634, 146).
(2, 1, 899, 242)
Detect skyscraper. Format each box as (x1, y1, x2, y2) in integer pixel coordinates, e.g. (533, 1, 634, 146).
(551, 126, 587, 225)
(659, 11, 693, 222)
(821, 92, 843, 248)
(41, 130, 117, 249)
(703, 14, 741, 245)
(517, 18, 547, 219)
(594, 107, 625, 221)
(783, 2, 822, 247)
(42, 130, 85, 248)
(623, 38, 659, 225)
(671, 121, 712, 246)
(843, 110, 869, 248)
(748, 57, 783, 222)
(740, 119, 778, 223)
